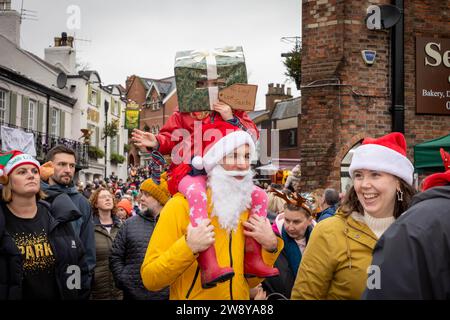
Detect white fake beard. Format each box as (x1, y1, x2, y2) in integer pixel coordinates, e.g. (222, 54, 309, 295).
(208, 165, 254, 232)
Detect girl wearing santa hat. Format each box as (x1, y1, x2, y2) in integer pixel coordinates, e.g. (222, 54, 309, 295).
(291, 132, 416, 300)
(0, 151, 89, 299)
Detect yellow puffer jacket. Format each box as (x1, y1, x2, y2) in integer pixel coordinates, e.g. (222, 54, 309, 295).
(141, 192, 283, 300)
(291, 210, 378, 300)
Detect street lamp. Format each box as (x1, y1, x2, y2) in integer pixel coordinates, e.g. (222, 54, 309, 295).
(104, 100, 109, 179)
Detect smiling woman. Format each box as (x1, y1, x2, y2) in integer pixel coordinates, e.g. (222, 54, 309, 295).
(291, 132, 416, 300)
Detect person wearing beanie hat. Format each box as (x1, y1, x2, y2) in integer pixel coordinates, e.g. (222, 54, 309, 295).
(140, 123, 283, 300)
(292, 132, 416, 300)
(364, 147, 450, 300)
(110, 174, 170, 300)
(139, 175, 171, 207)
(0, 150, 90, 299)
(116, 198, 132, 221)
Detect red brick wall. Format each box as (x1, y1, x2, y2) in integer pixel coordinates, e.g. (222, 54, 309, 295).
(300, 0, 450, 192)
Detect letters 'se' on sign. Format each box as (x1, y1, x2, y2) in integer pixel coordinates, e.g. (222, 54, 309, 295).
(219, 84, 257, 111)
(416, 37, 450, 115)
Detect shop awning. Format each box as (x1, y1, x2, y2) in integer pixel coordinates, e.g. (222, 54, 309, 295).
(255, 158, 300, 173)
(255, 163, 280, 174)
(414, 134, 450, 172)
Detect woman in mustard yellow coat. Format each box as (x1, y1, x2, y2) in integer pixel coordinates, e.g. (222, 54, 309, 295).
(291, 133, 415, 300)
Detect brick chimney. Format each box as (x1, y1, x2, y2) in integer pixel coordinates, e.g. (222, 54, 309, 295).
(265, 83, 292, 111)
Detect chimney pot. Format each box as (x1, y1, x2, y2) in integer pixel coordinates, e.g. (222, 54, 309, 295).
(54, 37, 61, 47)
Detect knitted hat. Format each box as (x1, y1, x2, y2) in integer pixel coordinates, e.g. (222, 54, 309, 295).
(117, 199, 133, 216)
(0, 150, 40, 179)
(140, 172, 171, 205)
(349, 132, 414, 186)
(191, 121, 256, 173)
(421, 148, 450, 191)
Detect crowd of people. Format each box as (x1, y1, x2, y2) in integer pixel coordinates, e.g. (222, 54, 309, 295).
(0, 102, 449, 300)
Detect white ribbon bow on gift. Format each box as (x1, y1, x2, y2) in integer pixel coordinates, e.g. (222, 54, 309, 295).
(176, 47, 244, 110)
(176, 46, 244, 63)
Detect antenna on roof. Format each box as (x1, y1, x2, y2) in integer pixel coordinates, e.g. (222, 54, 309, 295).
(72, 32, 92, 51)
(20, 0, 38, 23)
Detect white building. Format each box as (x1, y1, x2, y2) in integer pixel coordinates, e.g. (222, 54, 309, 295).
(43, 34, 128, 183)
(0, 1, 128, 182)
(0, 3, 86, 168)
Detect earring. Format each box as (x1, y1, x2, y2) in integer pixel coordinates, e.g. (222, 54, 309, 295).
(396, 189, 404, 202)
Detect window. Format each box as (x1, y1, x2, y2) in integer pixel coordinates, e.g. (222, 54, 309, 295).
(27, 100, 37, 130)
(0, 89, 8, 124)
(279, 128, 297, 149)
(151, 97, 161, 111)
(111, 136, 118, 154)
(90, 89, 97, 106)
(50, 108, 60, 136)
(88, 124, 97, 146)
(111, 99, 118, 115)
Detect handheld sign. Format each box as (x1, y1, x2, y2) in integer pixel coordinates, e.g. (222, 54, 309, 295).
(218, 84, 257, 111)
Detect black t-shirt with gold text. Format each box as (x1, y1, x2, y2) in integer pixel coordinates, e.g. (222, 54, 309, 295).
(3, 203, 60, 300)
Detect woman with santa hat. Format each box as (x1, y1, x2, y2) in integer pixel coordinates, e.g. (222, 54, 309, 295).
(0, 150, 90, 300)
(291, 132, 416, 300)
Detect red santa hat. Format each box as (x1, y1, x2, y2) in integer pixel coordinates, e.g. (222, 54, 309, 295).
(191, 121, 256, 173)
(421, 148, 450, 191)
(349, 132, 414, 186)
(0, 150, 41, 184)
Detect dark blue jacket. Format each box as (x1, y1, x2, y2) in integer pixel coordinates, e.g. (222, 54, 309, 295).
(316, 205, 337, 222)
(110, 210, 169, 300)
(262, 225, 312, 300)
(40, 181, 96, 284)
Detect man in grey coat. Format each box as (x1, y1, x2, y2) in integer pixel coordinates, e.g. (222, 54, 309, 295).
(40, 145, 96, 286)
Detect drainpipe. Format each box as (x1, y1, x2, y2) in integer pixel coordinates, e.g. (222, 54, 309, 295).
(46, 94, 50, 136)
(391, 0, 404, 133)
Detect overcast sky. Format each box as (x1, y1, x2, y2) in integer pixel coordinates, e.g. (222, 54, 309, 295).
(13, 0, 301, 110)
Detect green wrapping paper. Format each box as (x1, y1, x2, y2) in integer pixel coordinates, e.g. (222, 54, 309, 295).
(174, 46, 248, 112)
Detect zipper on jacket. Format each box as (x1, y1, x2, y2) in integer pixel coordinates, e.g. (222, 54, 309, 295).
(229, 232, 233, 300)
(186, 266, 200, 299)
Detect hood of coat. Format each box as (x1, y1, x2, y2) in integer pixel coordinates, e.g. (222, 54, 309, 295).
(41, 193, 82, 224)
(411, 185, 450, 207)
(41, 180, 79, 200)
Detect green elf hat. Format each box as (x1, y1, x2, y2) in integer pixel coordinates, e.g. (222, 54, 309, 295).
(0, 150, 40, 182)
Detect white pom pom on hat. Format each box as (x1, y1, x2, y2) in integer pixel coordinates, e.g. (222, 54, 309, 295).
(191, 155, 204, 170)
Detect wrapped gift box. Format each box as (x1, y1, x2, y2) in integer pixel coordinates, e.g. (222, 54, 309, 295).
(174, 46, 247, 112)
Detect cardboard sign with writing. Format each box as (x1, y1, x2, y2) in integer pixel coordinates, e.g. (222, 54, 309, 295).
(219, 84, 257, 111)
